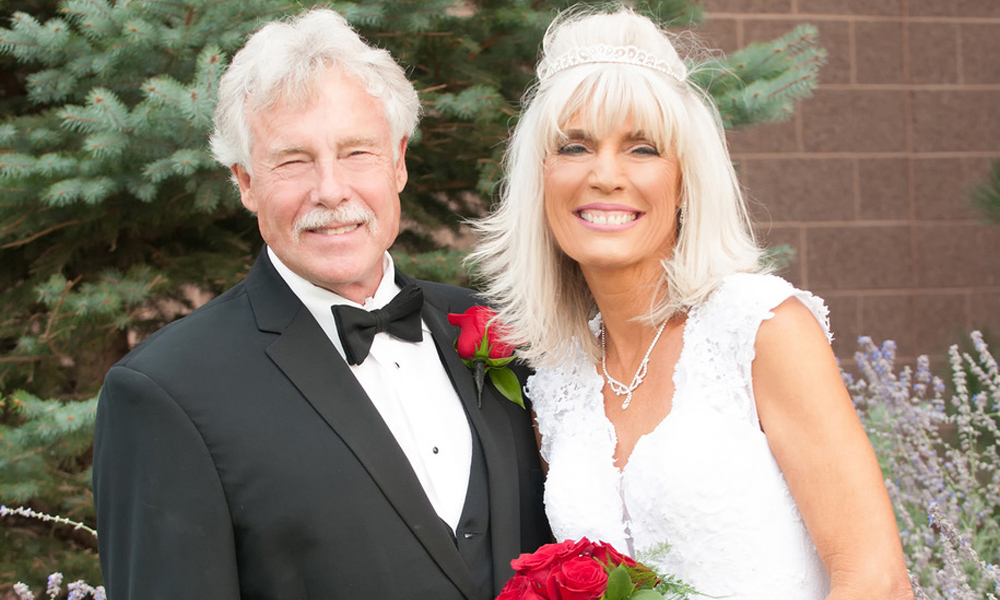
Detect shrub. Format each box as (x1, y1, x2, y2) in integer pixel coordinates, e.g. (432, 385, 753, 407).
(849, 332, 1000, 599)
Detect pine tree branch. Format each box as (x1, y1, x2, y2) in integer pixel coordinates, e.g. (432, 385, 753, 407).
(41, 275, 80, 344)
(0, 213, 31, 236)
(1, 219, 89, 248)
(0, 356, 46, 363)
(767, 72, 818, 99)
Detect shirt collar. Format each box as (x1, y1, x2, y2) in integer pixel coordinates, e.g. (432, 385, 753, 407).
(267, 247, 405, 358)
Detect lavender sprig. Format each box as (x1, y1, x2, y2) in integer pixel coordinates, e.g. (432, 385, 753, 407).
(0, 505, 97, 538)
(852, 332, 1000, 599)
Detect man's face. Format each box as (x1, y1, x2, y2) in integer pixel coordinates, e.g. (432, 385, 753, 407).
(233, 67, 407, 303)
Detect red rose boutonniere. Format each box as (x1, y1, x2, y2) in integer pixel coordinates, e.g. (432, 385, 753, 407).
(447, 306, 524, 408)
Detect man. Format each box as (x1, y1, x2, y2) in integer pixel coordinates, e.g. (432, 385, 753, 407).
(92, 9, 549, 599)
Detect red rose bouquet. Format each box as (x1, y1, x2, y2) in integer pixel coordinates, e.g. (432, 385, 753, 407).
(448, 306, 523, 407)
(497, 538, 697, 600)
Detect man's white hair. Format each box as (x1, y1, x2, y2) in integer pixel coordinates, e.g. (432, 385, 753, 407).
(470, 6, 764, 367)
(210, 8, 421, 174)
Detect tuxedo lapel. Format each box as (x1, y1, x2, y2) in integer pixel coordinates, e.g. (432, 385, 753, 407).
(245, 253, 481, 600)
(415, 279, 523, 594)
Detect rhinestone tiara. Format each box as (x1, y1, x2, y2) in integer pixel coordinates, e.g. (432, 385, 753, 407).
(537, 44, 685, 83)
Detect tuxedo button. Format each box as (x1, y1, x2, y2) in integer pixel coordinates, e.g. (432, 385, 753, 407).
(432, 446, 439, 454)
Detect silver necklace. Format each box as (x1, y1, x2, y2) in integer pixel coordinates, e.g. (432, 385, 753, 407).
(601, 320, 667, 409)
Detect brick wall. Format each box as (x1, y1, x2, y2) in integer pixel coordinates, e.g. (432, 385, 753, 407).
(699, 0, 1000, 361)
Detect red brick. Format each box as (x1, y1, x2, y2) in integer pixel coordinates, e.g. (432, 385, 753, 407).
(961, 24, 1000, 85)
(913, 223, 999, 287)
(741, 158, 856, 222)
(727, 118, 800, 154)
(694, 18, 740, 54)
(806, 225, 914, 290)
(801, 89, 908, 152)
(912, 293, 970, 356)
(860, 294, 915, 355)
(798, 0, 902, 16)
(702, 0, 793, 13)
(970, 291, 1000, 336)
(743, 19, 851, 85)
(913, 157, 991, 221)
(856, 21, 905, 84)
(910, 0, 1000, 18)
(982, 224, 1000, 287)
(910, 90, 1000, 153)
(859, 158, 910, 220)
(908, 22, 960, 85)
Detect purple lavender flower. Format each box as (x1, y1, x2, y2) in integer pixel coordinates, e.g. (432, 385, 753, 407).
(13, 582, 34, 600)
(46, 573, 63, 599)
(852, 331, 1000, 599)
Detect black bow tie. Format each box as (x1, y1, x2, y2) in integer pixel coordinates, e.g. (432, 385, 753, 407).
(331, 284, 424, 366)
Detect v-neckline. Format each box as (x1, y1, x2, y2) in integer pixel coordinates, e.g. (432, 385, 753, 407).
(596, 312, 692, 476)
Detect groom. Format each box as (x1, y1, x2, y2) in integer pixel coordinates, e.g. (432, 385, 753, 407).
(91, 9, 548, 600)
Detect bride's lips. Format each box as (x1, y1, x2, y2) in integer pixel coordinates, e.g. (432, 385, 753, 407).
(574, 203, 644, 231)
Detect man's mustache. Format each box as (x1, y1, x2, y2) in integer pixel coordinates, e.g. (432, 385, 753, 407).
(294, 204, 378, 239)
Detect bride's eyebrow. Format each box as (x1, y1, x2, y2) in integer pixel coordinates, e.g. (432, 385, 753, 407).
(627, 130, 653, 142)
(560, 129, 593, 142)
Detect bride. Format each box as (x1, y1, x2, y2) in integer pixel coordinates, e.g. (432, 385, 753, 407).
(472, 6, 913, 600)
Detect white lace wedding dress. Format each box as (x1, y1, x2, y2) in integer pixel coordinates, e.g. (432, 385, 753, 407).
(527, 273, 832, 599)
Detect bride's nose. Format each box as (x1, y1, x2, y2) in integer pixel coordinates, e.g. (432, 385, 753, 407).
(588, 149, 626, 192)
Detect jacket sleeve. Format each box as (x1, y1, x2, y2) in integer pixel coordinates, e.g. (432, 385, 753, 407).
(93, 365, 241, 599)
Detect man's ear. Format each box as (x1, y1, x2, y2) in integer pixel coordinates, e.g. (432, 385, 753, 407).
(232, 164, 257, 212)
(395, 137, 409, 193)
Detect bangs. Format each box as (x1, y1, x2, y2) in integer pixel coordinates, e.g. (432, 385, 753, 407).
(545, 67, 682, 156)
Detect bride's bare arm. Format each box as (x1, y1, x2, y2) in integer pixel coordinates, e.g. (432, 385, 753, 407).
(751, 298, 913, 600)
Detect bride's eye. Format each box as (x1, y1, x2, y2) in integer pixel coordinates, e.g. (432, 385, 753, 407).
(632, 145, 660, 156)
(556, 143, 588, 156)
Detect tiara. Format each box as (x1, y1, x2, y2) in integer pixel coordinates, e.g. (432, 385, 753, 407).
(537, 44, 685, 83)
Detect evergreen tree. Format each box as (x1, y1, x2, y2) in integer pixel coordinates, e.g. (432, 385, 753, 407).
(0, 0, 824, 586)
(969, 159, 1000, 223)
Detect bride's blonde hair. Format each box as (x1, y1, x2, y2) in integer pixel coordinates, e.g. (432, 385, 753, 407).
(470, 6, 763, 367)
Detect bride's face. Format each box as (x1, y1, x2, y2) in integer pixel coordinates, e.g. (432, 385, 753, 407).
(543, 113, 682, 275)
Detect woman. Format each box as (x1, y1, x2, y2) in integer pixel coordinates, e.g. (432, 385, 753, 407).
(472, 7, 913, 600)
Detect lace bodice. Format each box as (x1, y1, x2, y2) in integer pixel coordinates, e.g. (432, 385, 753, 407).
(527, 274, 832, 599)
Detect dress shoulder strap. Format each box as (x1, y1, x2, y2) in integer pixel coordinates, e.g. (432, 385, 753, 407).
(682, 273, 832, 424)
(704, 273, 831, 345)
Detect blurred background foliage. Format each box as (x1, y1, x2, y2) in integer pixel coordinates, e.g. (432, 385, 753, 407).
(0, 0, 825, 588)
(969, 159, 1000, 224)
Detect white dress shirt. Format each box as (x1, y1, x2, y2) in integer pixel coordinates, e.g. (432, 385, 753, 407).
(268, 248, 473, 533)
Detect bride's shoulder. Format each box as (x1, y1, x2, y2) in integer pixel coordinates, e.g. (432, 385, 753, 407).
(712, 272, 798, 302)
(702, 272, 831, 344)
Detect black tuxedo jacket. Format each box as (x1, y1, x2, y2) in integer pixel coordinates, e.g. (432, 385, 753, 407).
(92, 250, 549, 599)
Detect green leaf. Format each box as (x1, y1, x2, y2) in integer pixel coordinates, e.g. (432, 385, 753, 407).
(628, 590, 665, 600)
(604, 565, 636, 600)
(484, 355, 515, 368)
(487, 367, 523, 408)
(473, 330, 491, 360)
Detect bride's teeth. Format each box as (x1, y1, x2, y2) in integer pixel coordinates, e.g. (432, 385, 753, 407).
(579, 210, 637, 226)
(316, 223, 361, 235)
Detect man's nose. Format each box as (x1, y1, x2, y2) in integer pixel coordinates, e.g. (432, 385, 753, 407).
(313, 162, 350, 205)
